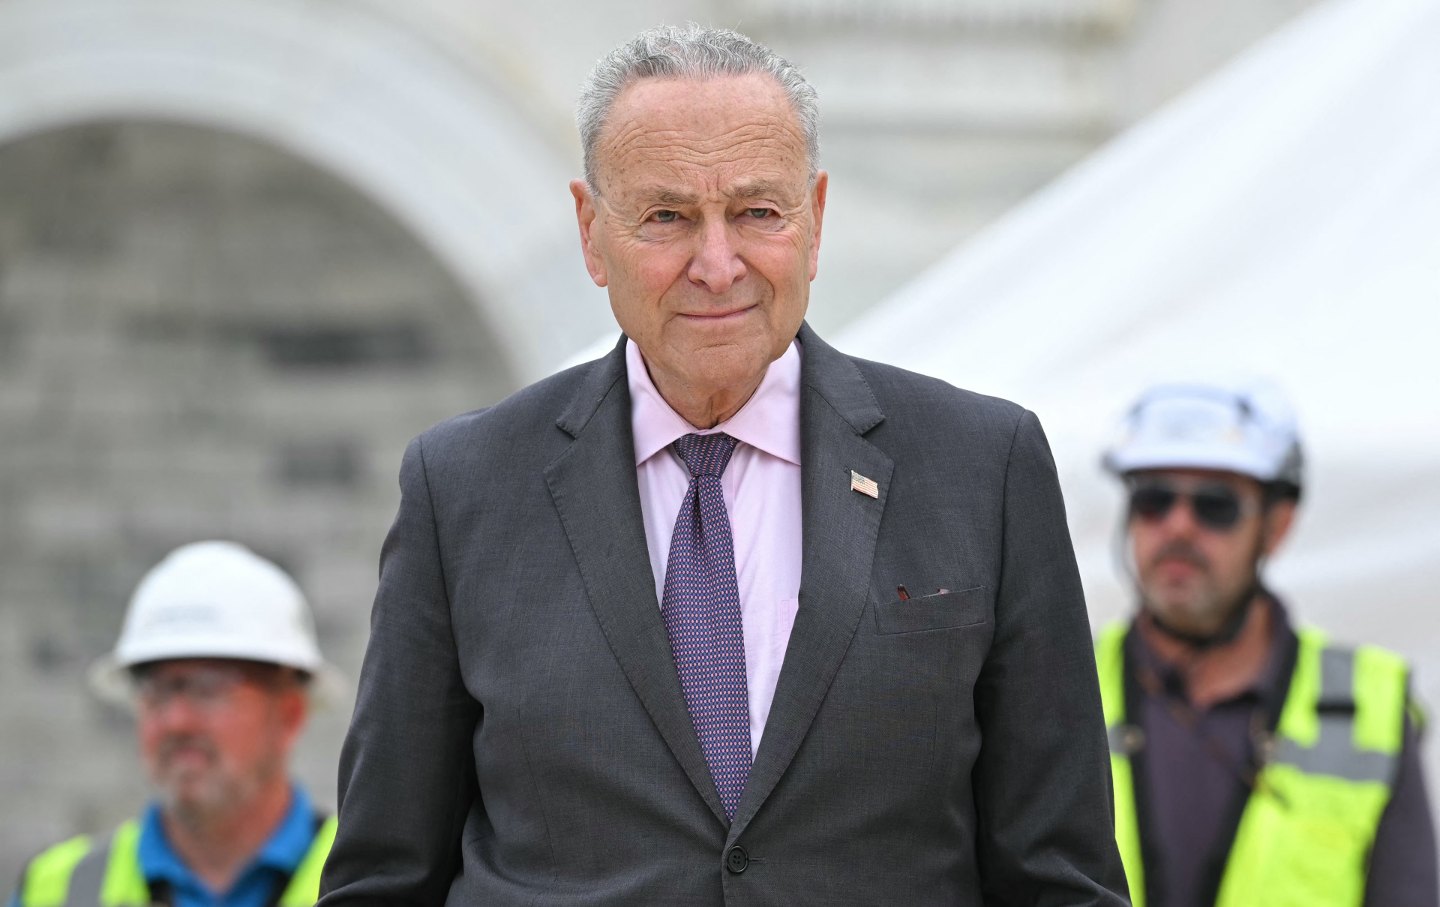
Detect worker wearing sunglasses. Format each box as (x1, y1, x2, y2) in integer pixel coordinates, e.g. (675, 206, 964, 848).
(1093, 383, 1435, 907)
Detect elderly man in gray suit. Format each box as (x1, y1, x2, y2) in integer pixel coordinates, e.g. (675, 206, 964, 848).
(319, 24, 1127, 906)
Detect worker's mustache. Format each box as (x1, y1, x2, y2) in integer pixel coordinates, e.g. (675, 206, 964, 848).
(1151, 541, 1208, 570)
(157, 734, 218, 765)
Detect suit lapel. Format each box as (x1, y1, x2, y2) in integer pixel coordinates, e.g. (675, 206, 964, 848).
(544, 337, 729, 827)
(729, 325, 892, 840)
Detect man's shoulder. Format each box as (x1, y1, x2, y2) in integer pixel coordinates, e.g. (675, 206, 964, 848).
(1289, 618, 1411, 665)
(412, 354, 617, 464)
(13, 832, 95, 904)
(848, 355, 1022, 411)
(837, 352, 1031, 439)
(12, 818, 139, 907)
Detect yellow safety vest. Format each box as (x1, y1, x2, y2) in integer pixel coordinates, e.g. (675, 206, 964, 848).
(1096, 623, 1408, 907)
(17, 814, 337, 907)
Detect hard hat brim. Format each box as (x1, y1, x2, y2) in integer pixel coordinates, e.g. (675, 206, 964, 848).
(86, 653, 347, 711)
(1104, 443, 1283, 483)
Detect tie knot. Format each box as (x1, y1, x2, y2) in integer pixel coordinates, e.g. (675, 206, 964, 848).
(674, 432, 737, 478)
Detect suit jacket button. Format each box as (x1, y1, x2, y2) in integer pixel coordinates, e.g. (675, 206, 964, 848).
(725, 845, 749, 874)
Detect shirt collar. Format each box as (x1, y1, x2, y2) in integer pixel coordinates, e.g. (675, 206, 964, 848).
(1249, 595, 1294, 696)
(253, 784, 317, 873)
(138, 783, 317, 888)
(137, 803, 189, 888)
(626, 338, 802, 467)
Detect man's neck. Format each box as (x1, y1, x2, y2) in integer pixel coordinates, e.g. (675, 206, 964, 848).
(162, 780, 293, 893)
(637, 349, 773, 430)
(655, 376, 764, 429)
(1138, 596, 1276, 710)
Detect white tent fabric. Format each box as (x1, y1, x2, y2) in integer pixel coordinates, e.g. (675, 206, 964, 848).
(834, 0, 1440, 771)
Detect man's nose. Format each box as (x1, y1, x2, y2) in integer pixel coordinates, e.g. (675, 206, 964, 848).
(1158, 496, 1203, 535)
(144, 691, 208, 730)
(687, 219, 747, 293)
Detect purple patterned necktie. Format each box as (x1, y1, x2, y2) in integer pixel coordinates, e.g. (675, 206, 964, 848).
(661, 432, 752, 821)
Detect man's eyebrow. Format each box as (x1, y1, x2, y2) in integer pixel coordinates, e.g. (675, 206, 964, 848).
(632, 182, 796, 206)
(643, 188, 697, 206)
(731, 180, 787, 199)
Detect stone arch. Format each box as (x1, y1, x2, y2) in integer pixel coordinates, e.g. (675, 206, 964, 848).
(0, 116, 526, 871)
(0, 0, 610, 384)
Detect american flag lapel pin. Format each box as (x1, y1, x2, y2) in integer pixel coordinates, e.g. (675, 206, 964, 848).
(850, 470, 879, 499)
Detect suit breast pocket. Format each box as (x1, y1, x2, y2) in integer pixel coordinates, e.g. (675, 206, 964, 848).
(872, 584, 990, 635)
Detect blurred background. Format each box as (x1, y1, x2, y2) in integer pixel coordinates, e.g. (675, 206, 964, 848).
(3, 0, 1436, 882)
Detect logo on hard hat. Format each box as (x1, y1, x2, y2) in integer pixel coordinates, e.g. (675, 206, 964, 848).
(138, 602, 223, 634)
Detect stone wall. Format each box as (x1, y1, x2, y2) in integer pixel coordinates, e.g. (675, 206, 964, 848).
(0, 121, 512, 880)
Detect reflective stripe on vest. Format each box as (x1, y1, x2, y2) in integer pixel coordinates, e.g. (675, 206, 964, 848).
(277, 817, 337, 907)
(1097, 623, 1407, 907)
(19, 835, 91, 907)
(18, 816, 338, 907)
(1095, 623, 1146, 907)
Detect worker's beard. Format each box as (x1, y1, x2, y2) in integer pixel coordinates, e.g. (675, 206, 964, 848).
(1137, 535, 1264, 647)
(151, 734, 277, 828)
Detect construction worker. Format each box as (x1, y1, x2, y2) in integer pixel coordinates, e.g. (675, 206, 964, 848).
(10, 541, 341, 907)
(1096, 382, 1437, 907)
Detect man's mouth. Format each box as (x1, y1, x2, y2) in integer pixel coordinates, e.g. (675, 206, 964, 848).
(679, 304, 755, 320)
(1153, 542, 1206, 571)
(159, 739, 216, 768)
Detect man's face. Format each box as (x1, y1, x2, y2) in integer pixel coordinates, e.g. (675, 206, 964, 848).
(1126, 469, 1295, 637)
(571, 73, 826, 421)
(135, 658, 306, 822)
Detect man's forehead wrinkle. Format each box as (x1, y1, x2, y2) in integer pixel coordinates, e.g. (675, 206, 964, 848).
(599, 139, 808, 205)
(604, 73, 801, 136)
(594, 79, 809, 196)
(607, 124, 804, 167)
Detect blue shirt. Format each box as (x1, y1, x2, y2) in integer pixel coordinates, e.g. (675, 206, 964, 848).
(137, 784, 319, 907)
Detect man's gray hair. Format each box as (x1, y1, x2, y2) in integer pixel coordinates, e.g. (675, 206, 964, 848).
(577, 23, 820, 189)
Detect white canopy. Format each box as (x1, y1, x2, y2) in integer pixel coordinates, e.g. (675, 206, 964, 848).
(834, 0, 1440, 729)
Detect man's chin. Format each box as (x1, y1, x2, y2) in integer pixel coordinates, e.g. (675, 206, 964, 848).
(1144, 595, 1228, 637)
(156, 775, 224, 815)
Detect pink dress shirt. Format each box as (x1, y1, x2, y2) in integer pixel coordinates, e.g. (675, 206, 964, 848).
(627, 338, 803, 758)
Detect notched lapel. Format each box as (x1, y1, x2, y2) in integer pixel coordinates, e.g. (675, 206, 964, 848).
(544, 342, 729, 827)
(730, 327, 892, 839)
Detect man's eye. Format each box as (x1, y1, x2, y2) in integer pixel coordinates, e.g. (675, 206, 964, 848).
(745, 208, 775, 220)
(650, 210, 680, 223)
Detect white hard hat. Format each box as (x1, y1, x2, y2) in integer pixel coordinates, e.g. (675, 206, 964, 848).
(89, 541, 344, 706)
(1102, 381, 1304, 494)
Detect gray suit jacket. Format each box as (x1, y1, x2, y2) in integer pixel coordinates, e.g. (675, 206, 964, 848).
(319, 325, 1128, 905)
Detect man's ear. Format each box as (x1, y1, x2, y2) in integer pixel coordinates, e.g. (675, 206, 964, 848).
(1260, 498, 1297, 557)
(807, 170, 828, 281)
(275, 684, 309, 756)
(570, 179, 608, 287)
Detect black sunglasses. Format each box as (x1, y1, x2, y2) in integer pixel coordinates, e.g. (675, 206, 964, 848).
(1128, 480, 1255, 531)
